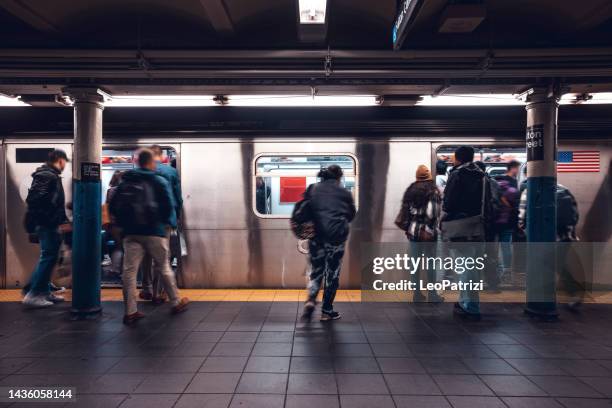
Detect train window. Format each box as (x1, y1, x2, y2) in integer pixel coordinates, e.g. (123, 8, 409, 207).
(16, 148, 53, 163)
(254, 154, 357, 217)
(436, 146, 526, 178)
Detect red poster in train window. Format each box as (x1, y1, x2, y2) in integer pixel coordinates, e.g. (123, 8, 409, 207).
(280, 177, 306, 203)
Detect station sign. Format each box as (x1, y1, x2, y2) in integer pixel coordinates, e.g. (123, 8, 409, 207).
(526, 124, 544, 161)
(393, 0, 423, 50)
(81, 162, 101, 182)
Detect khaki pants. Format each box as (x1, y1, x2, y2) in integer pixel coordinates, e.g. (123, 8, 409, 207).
(122, 234, 180, 315)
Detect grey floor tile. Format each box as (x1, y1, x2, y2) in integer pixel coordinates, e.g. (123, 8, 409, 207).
(257, 332, 294, 343)
(556, 398, 612, 408)
(200, 357, 248, 372)
(185, 332, 224, 343)
(371, 343, 412, 357)
(393, 395, 452, 408)
(170, 341, 216, 357)
(174, 394, 233, 408)
(290, 357, 334, 373)
(420, 358, 471, 374)
(336, 373, 389, 394)
(229, 394, 285, 408)
(221, 332, 259, 343)
(155, 356, 206, 372)
(252, 342, 292, 356)
(245, 356, 290, 373)
(527, 376, 603, 398)
(70, 394, 127, 408)
(461, 358, 519, 375)
(185, 372, 241, 393)
(134, 373, 194, 393)
(118, 394, 179, 408)
(285, 395, 340, 408)
(502, 397, 564, 408)
(288, 373, 338, 394)
(339, 395, 396, 408)
(385, 373, 441, 395)
(332, 343, 373, 357)
(480, 375, 546, 397)
(506, 359, 566, 376)
(578, 377, 612, 398)
(446, 396, 506, 408)
(432, 375, 494, 396)
(83, 373, 146, 393)
(377, 357, 425, 374)
(292, 343, 332, 357)
(552, 360, 611, 377)
(489, 345, 540, 359)
(0, 358, 35, 375)
(333, 357, 380, 373)
(236, 372, 288, 394)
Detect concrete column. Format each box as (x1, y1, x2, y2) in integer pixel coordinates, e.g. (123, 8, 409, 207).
(523, 87, 559, 319)
(63, 87, 105, 318)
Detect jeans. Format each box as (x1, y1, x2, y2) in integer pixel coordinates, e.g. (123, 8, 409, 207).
(496, 228, 513, 275)
(450, 239, 482, 314)
(29, 226, 62, 296)
(409, 240, 439, 300)
(307, 240, 345, 312)
(122, 234, 180, 315)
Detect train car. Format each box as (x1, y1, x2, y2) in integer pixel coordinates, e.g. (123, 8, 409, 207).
(1, 135, 610, 290)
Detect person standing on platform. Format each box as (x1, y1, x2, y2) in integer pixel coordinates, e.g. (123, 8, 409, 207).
(109, 148, 189, 324)
(299, 165, 356, 322)
(22, 149, 71, 308)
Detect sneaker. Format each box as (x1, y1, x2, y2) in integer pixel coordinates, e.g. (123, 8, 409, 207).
(22, 293, 53, 308)
(453, 302, 481, 321)
(49, 283, 66, 293)
(171, 258, 178, 268)
(102, 254, 112, 267)
(139, 291, 153, 301)
(301, 300, 316, 322)
(320, 310, 341, 321)
(171, 298, 190, 315)
(46, 293, 65, 303)
(123, 311, 145, 325)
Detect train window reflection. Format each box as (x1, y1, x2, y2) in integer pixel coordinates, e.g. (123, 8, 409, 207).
(254, 154, 357, 217)
(436, 146, 526, 178)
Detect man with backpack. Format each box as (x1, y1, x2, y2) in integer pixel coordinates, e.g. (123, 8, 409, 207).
(109, 148, 189, 324)
(442, 147, 494, 320)
(297, 165, 356, 322)
(22, 149, 71, 308)
(518, 183, 584, 309)
(138, 145, 184, 302)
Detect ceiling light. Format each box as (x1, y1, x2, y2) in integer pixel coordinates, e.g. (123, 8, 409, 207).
(560, 92, 612, 105)
(0, 94, 30, 106)
(226, 95, 379, 106)
(417, 94, 524, 106)
(298, 0, 327, 24)
(105, 95, 216, 107)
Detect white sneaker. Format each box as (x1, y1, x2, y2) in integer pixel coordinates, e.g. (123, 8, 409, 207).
(22, 293, 53, 308)
(102, 254, 112, 266)
(46, 293, 65, 303)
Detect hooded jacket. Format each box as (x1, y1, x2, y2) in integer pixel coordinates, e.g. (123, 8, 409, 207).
(443, 162, 493, 223)
(155, 161, 182, 228)
(26, 164, 68, 228)
(305, 179, 356, 244)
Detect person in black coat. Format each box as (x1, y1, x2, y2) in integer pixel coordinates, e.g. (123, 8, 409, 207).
(302, 165, 356, 322)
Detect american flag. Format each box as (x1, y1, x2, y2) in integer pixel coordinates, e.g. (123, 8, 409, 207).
(557, 151, 600, 173)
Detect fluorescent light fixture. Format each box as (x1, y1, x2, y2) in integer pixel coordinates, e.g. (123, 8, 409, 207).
(560, 92, 612, 105)
(226, 94, 379, 106)
(299, 0, 327, 24)
(105, 95, 216, 107)
(0, 95, 30, 106)
(417, 94, 524, 106)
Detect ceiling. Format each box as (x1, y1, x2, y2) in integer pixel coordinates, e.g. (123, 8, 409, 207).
(0, 0, 612, 99)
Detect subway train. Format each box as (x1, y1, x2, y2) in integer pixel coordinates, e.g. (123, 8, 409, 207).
(1, 133, 610, 291)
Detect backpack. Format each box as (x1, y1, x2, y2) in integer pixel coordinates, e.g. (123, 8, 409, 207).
(290, 190, 315, 240)
(110, 176, 160, 229)
(557, 187, 577, 229)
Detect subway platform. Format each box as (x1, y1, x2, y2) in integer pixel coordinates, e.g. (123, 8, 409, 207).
(1, 291, 612, 407)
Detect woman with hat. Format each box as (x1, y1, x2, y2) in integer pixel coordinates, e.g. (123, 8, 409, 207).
(395, 165, 444, 303)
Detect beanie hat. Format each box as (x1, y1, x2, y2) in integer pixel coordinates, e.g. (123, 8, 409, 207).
(416, 165, 432, 181)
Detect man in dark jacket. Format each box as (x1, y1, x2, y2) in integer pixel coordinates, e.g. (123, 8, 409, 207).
(109, 148, 189, 324)
(22, 149, 71, 308)
(139, 145, 184, 301)
(443, 146, 492, 320)
(302, 165, 356, 321)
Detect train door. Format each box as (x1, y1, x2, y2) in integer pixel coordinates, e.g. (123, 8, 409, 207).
(101, 144, 181, 287)
(0, 140, 5, 288)
(4, 143, 73, 288)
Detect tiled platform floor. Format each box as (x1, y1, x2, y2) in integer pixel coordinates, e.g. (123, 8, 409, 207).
(1, 300, 612, 408)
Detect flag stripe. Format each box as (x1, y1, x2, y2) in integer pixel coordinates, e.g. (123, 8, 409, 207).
(556, 150, 599, 173)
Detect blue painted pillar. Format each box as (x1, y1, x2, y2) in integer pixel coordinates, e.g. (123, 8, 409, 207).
(523, 87, 559, 319)
(63, 87, 105, 318)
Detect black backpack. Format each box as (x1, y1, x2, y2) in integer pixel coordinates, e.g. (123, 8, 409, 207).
(110, 176, 160, 229)
(557, 187, 578, 230)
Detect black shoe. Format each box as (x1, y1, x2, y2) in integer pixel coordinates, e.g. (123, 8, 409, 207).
(301, 300, 316, 322)
(453, 302, 481, 321)
(320, 310, 341, 321)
